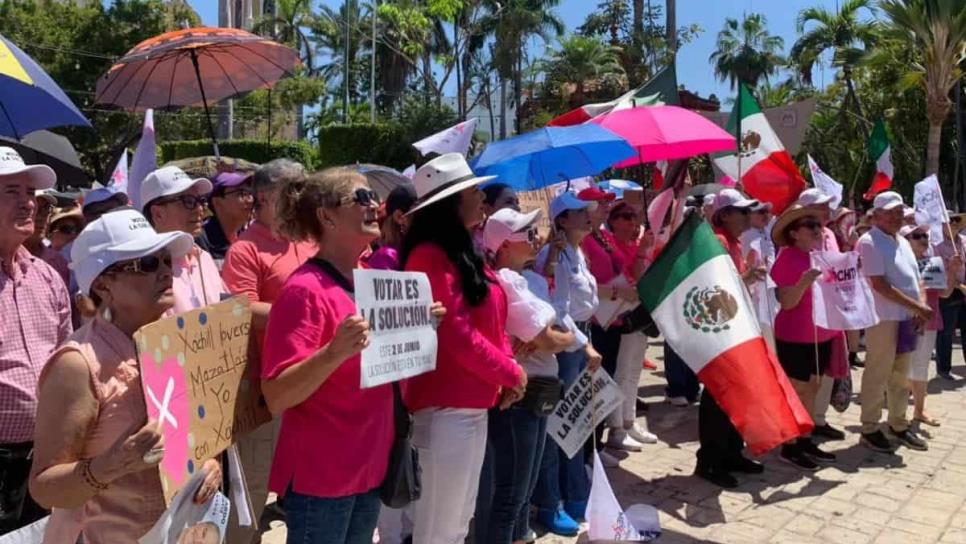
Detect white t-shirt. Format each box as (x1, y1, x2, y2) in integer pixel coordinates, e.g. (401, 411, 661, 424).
(858, 226, 922, 321)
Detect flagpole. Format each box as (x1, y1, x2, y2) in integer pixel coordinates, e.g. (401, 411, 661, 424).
(736, 84, 743, 188)
(640, 149, 652, 231)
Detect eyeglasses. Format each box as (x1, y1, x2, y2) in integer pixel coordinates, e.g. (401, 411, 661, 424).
(613, 212, 638, 222)
(108, 253, 173, 275)
(908, 232, 929, 241)
(221, 187, 254, 200)
(51, 224, 81, 235)
(158, 194, 209, 210)
(342, 188, 380, 207)
(794, 220, 823, 231)
(508, 227, 538, 245)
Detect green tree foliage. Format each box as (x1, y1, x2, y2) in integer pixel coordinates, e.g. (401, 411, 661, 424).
(539, 35, 625, 107)
(709, 13, 785, 90)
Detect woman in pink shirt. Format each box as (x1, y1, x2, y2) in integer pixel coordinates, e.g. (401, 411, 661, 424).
(261, 168, 395, 543)
(770, 205, 839, 471)
(401, 153, 526, 543)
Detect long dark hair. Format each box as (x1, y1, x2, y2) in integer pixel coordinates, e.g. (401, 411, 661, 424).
(400, 192, 491, 306)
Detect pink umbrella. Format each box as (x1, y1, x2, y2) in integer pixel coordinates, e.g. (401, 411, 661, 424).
(591, 105, 736, 167)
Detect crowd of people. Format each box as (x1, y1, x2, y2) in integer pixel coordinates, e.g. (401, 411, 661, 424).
(1, 142, 964, 544)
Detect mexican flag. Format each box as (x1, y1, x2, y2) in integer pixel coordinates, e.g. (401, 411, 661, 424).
(638, 213, 813, 455)
(864, 119, 893, 200)
(549, 65, 679, 126)
(713, 85, 805, 214)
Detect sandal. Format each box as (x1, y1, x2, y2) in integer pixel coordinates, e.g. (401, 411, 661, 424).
(915, 415, 941, 427)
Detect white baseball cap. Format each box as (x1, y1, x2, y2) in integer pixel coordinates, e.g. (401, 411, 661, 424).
(0, 147, 56, 190)
(407, 153, 495, 216)
(550, 191, 592, 220)
(796, 188, 834, 208)
(483, 208, 542, 253)
(872, 191, 904, 211)
(70, 208, 194, 296)
(713, 188, 757, 214)
(139, 166, 212, 211)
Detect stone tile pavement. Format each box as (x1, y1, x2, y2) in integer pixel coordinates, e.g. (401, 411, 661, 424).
(260, 346, 966, 543)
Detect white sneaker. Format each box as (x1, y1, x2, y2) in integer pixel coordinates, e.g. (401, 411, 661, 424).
(606, 429, 643, 451)
(667, 396, 689, 407)
(598, 448, 621, 468)
(627, 423, 658, 444)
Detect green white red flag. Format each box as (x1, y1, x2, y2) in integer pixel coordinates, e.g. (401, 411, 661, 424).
(864, 119, 893, 200)
(637, 213, 813, 454)
(548, 65, 679, 126)
(713, 85, 805, 213)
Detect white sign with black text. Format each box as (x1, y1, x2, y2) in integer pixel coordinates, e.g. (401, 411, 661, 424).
(547, 369, 624, 459)
(919, 256, 948, 290)
(354, 269, 438, 388)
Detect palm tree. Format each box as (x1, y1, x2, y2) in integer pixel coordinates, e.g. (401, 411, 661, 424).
(879, 0, 966, 175)
(252, 0, 317, 72)
(481, 0, 564, 136)
(312, 2, 367, 103)
(541, 35, 625, 106)
(709, 13, 785, 90)
(790, 0, 878, 128)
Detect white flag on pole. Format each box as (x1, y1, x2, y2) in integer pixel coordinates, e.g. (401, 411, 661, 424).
(109, 150, 129, 194)
(807, 155, 842, 209)
(412, 118, 478, 157)
(913, 174, 950, 243)
(587, 450, 661, 541)
(129, 109, 157, 211)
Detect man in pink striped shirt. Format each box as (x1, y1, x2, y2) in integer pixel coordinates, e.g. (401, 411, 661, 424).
(0, 147, 72, 535)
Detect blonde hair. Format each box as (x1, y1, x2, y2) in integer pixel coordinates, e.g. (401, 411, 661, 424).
(275, 167, 366, 242)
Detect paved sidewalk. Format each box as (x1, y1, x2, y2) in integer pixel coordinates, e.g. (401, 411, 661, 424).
(260, 347, 966, 544)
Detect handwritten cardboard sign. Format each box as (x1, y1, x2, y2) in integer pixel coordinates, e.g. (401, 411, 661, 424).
(354, 269, 438, 388)
(135, 297, 271, 503)
(547, 369, 623, 459)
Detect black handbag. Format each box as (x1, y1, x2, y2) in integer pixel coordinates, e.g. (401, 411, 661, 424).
(519, 376, 564, 416)
(380, 383, 422, 508)
(618, 304, 661, 338)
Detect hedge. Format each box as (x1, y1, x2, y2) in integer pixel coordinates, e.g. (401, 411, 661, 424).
(159, 139, 319, 170)
(316, 124, 417, 170)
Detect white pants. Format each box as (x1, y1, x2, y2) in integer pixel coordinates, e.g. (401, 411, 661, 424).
(411, 408, 488, 544)
(909, 330, 937, 382)
(609, 332, 648, 427)
(375, 507, 412, 544)
(813, 375, 834, 426)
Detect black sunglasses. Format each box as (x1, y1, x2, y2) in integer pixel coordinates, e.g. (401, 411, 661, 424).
(109, 253, 173, 275)
(613, 212, 638, 221)
(343, 188, 380, 207)
(908, 232, 929, 241)
(794, 219, 823, 231)
(159, 194, 209, 210)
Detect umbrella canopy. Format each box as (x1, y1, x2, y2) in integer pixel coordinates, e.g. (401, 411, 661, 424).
(0, 130, 89, 187)
(348, 164, 412, 200)
(688, 183, 727, 198)
(0, 35, 91, 138)
(591, 105, 735, 167)
(163, 156, 259, 180)
(95, 27, 300, 110)
(470, 125, 635, 191)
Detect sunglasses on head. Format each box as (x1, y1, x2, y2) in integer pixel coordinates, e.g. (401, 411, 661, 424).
(343, 188, 380, 207)
(159, 194, 209, 210)
(108, 252, 173, 275)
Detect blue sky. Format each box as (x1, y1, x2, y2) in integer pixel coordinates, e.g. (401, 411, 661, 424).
(187, 0, 849, 105)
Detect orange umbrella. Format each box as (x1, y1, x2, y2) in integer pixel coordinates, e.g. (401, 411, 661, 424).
(95, 27, 300, 156)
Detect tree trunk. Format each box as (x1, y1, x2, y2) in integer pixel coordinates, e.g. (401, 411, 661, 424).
(514, 49, 522, 135)
(666, 0, 676, 52)
(499, 76, 507, 140)
(927, 98, 952, 176)
(633, 0, 644, 46)
(486, 75, 496, 140)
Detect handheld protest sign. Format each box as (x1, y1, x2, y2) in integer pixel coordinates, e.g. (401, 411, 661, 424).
(354, 269, 438, 388)
(135, 297, 271, 504)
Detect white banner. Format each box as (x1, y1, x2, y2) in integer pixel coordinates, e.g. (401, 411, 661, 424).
(808, 155, 843, 210)
(914, 174, 949, 243)
(547, 369, 623, 459)
(587, 451, 662, 541)
(919, 256, 947, 290)
(811, 251, 880, 331)
(354, 269, 438, 388)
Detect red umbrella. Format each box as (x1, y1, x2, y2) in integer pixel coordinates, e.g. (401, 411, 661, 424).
(590, 105, 736, 167)
(95, 27, 300, 156)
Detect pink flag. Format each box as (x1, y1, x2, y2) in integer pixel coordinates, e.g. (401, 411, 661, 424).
(129, 109, 156, 211)
(720, 175, 737, 187)
(647, 188, 675, 232)
(109, 151, 128, 194)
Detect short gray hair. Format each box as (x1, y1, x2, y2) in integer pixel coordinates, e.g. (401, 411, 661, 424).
(254, 158, 306, 189)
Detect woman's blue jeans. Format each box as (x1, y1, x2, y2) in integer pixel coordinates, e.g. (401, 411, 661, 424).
(284, 487, 381, 544)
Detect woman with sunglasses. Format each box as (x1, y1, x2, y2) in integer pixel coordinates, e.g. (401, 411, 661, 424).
(261, 169, 413, 543)
(903, 224, 960, 427)
(401, 154, 526, 543)
(29, 209, 223, 543)
(770, 205, 840, 471)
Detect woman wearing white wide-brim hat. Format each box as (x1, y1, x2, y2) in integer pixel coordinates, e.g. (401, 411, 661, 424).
(29, 209, 222, 543)
(400, 153, 527, 544)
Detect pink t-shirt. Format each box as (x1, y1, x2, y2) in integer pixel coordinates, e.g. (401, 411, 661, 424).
(262, 260, 393, 498)
(771, 246, 838, 343)
(221, 222, 316, 305)
(167, 246, 227, 316)
(366, 245, 401, 271)
(582, 229, 626, 285)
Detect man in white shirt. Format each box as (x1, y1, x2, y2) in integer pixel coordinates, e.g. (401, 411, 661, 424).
(857, 191, 931, 453)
